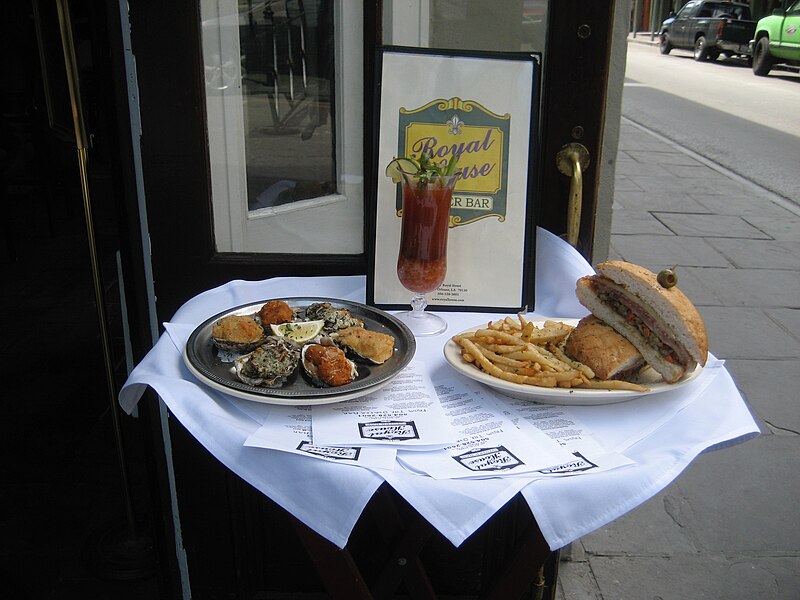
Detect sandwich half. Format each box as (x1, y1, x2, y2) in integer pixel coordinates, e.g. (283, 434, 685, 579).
(565, 315, 645, 381)
(575, 261, 708, 383)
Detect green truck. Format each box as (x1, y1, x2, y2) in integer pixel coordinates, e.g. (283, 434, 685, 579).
(751, 0, 800, 75)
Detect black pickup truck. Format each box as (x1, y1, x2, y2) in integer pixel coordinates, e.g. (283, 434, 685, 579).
(659, 0, 757, 61)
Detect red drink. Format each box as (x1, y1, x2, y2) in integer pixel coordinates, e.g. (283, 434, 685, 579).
(396, 180, 453, 293)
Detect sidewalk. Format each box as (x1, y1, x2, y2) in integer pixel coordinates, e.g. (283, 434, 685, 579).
(555, 118, 800, 599)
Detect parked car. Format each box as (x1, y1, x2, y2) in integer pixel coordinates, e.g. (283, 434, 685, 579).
(751, 0, 800, 76)
(659, 0, 756, 61)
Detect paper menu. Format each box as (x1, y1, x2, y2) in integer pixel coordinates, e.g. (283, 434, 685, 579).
(311, 362, 456, 449)
(397, 379, 575, 479)
(500, 398, 635, 476)
(244, 405, 396, 470)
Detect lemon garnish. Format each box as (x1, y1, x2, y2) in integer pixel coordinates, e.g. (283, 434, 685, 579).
(270, 320, 325, 343)
(385, 157, 419, 183)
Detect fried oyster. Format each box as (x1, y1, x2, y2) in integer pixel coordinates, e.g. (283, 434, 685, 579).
(301, 343, 358, 387)
(257, 299, 295, 326)
(234, 336, 300, 387)
(331, 326, 395, 364)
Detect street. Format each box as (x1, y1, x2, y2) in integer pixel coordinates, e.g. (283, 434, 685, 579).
(622, 41, 800, 205)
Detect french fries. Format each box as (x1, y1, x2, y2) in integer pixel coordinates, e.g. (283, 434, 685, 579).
(452, 314, 650, 393)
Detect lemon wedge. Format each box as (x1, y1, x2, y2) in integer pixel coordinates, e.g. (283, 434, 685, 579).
(270, 320, 325, 343)
(385, 157, 419, 183)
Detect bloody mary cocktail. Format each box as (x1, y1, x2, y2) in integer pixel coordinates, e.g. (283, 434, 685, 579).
(396, 178, 455, 294)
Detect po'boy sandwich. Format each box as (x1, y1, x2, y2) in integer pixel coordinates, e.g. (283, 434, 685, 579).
(565, 315, 645, 381)
(575, 261, 708, 384)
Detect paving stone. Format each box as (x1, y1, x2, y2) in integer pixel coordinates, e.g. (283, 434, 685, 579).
(672, 436, 800, 553)
(613, 190, 708, 212)
(744, 216, 800, 241)
(615, 150, 637, 164)
(588, 554, 800, 600)
(611, 234, 732, 267)
(555, 556, 602, 600)
(687, 267, 800, 308)
(706, 238, 800, 270)
(580, 491, 696, 555)
(697, 306, 800, 359)
(765, 308, 800, 342)
(725, 359, 800, 434)
(691, 193, 798, 219)
(611, 210, 673, 235)
(613, 177, 644, 192)
(655, 213, 771, 238)
(617, 134, 664, 152)
(632, 151, 704, 167)
(606, 243, 624, 261)
(614, 161, 674, 177)
(662, 163, 729, 179)
(628, 174, 747, 196)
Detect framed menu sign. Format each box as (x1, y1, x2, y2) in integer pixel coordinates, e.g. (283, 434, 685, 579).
(367, 46, 541, 313)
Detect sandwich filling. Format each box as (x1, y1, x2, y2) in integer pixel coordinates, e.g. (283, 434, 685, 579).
(590, 277, 694, 369)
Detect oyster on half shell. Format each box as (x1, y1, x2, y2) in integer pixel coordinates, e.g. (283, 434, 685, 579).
(234, 336, 300, 387)
(211, 314, 267, 353)
(305, 302, 364, 332)
(301, 343, 358, 387)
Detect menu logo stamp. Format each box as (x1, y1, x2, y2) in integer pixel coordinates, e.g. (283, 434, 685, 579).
(358, 420, 420, 441)
(539, 452, 599, 474)
(453, 445, 522, 472)
(297, 441, 361, 461)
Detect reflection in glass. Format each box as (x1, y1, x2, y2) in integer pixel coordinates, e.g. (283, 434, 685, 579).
(239, 1, 336, 211)
(427, 0, 548, 53)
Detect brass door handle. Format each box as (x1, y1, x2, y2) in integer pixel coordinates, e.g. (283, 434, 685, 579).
(556, 143, 590, 247)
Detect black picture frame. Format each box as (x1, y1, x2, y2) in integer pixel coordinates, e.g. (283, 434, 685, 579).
(366, 46, 542, 313)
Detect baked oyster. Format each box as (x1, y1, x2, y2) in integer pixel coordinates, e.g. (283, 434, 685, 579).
(331, 326, 395, 364)
(211, 314, 267, 353)
(301, 343, 358, 387)
(234, 336, 300, 387)
(305, 302, 364, 332)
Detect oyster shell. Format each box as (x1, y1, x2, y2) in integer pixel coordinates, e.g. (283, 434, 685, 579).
(305, 302, 364, 332)
(211, 314, 267, 353)
(234, 336, 300, 387)
(330, 326, 395, 364)
(301, 343, 358, 387)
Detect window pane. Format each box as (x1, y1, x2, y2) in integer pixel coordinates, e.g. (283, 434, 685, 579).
(202, 0, 363, 254)
(240, 1, 336, 210)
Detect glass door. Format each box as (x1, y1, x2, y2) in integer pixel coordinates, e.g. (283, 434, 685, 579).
(131, 0, 618, 319)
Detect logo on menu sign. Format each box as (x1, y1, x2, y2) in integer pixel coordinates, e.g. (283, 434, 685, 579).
(397, 98, 510, 227)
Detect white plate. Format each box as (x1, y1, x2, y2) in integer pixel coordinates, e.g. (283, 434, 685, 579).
(443, 319, 703, 405)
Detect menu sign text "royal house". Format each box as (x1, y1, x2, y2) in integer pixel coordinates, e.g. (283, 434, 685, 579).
(397, 97, 510, 227)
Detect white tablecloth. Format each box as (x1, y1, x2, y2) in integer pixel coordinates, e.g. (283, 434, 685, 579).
(119, 228, 759, 550)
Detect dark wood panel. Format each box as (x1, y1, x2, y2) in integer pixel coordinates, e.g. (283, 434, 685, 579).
(539, 0, 614, 260)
